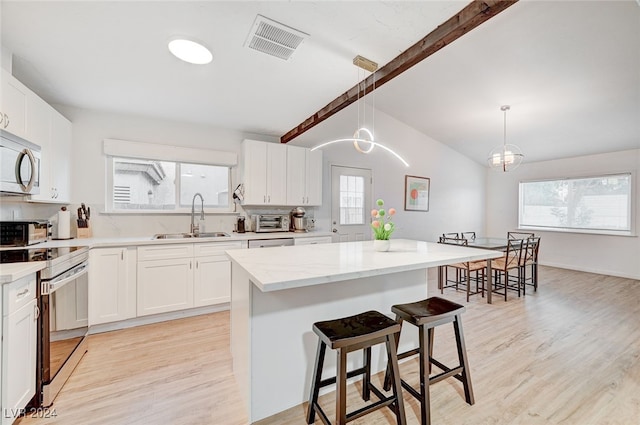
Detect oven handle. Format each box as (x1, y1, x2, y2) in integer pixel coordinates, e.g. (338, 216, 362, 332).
(41, 262, 89, 295)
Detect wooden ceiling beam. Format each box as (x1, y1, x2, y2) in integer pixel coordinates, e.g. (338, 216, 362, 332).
(281, 0, 519, 144)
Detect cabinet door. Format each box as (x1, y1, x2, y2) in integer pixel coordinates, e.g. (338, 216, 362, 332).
(286, 145, 306, 205)
(26, 97, 54, 202)
(137, 258, 194, 316)
(2, 299, 37, 421)
(242, 140, 268, 204)
(306, 149, 323, 206)
(267, 143, 287, 205)
(0, 69, 28, 138)
(50, 111, 72, 203)
(194, 256, 231, 307)
(89, 248, 136, 326)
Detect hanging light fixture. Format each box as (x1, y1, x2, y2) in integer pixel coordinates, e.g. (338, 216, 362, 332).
(488, 105, 524, 172)
(311, 56, 409, 167)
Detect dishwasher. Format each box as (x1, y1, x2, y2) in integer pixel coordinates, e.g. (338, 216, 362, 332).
(248, 238, 294, 249)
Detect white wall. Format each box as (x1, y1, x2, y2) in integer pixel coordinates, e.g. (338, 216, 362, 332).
(50, 106, 277, 237)
(293, 106, 487, 242)
(486, 149, 640, 279)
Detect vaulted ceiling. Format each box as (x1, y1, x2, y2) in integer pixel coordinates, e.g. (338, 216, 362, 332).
(1, 1, 638, 165)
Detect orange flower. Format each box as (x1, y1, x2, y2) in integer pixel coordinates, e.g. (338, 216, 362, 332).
(371, 209, 379, 218)
(372, 220, 381, 228)
(388, 208, 396, 216)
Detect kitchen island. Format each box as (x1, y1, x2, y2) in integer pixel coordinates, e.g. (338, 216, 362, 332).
(227, 239, 502, 423)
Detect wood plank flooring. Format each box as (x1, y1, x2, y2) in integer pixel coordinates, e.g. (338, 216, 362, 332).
(16, 266, 640, 425)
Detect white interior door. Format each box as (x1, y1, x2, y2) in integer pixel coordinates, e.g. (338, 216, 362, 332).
(331, 165, 372, 242)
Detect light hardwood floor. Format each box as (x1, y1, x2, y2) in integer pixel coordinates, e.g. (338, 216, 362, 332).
(16, 266, 640, 425)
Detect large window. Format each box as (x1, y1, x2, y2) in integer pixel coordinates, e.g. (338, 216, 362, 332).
(519, 173, 633, 234)
(110, 157, 230, 211)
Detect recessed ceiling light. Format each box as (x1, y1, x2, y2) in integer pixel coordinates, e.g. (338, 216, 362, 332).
(168, 38, 212, 65)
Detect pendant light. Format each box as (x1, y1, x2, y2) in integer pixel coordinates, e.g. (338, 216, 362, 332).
(488, 105, 523, 172)
(311, 56, 409, 167)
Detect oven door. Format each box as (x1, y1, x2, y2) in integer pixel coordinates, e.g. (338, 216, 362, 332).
(40, 262, 88, 406)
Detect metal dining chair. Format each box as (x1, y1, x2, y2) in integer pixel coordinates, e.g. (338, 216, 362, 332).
(438, 237, 485, 302)
(443, 232, 459, 239)
(491, 239, 525, 301)
(521, 237, 541, 294)
(461, 232, 476, 241)
(507, 231, 534, 240)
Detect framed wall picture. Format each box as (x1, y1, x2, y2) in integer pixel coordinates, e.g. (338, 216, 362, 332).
(404, 175, 430, 212)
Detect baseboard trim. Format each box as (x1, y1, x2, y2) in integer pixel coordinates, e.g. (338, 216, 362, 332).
(540, 261, 640, 281)
(89, 303, 230, 334)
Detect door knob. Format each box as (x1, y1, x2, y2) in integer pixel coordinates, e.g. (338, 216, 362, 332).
(332, 229, 338, 233)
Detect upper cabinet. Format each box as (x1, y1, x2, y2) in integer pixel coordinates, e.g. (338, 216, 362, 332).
(241, 140, 323, 207)
(286, 145, 322, 206)
(4, 71, 74, 203)
(241, 139, 287, 205)
(0, 69, 28, 139)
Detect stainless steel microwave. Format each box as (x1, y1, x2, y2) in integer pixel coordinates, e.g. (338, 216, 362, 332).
(253, 214, 290, 233)
(0, 130, 41, 195)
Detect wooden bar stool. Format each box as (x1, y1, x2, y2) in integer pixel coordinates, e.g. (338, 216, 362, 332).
(383, 297, 474, 425)
(307, 310, 407, 425)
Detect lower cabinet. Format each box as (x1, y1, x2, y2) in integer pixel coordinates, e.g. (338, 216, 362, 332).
(136, 241, 244, 317)
(193, 241, 243, 307)
(137, 256, 194, 316)
(89, 247, 136, 326)
(2, 274, 37, 425)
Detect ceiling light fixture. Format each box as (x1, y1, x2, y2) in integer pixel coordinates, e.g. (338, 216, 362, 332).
(310, 55, 409, 168)
(168, 38, 213, 65)
(487, 105, 524, 172)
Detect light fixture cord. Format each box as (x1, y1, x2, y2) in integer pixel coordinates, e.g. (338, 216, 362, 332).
(503, 107, 507, 150)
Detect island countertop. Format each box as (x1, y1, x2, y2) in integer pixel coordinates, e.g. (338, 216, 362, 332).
(226, 238, 503, 292)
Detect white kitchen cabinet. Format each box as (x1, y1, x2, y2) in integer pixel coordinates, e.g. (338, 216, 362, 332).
(293, 236, 333, 246)
(137, 242, 243, 315)
(2, 274, 37, 425)
(241, 139, 287, 205)
(193, 241, 243, 307)
(89, 247, 137, 326)
(137, 244, 194, 316)
(29, 105, 72, 203)
(286, 145, 323, 206)
(0, 69, 28, 139)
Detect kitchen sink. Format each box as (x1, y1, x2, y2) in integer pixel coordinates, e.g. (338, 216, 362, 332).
(152, 232, 230, 240)
(194, 232, 230, 238)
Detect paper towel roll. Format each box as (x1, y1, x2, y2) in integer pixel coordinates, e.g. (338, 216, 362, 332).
(58, 210, 71, 239)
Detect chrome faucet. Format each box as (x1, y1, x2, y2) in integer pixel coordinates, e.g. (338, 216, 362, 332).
(190, 193, 205, 235)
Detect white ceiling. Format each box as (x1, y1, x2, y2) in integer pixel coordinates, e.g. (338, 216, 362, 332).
(1, 1, 639, 165)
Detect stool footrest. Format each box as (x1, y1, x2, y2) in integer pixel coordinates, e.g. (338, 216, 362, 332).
(396, 347, 420, 361)
(318, 366, 366, 388)
(311, 382, 398, 425)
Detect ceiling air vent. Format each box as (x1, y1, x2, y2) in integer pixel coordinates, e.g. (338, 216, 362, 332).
(244, 15, 308, 60)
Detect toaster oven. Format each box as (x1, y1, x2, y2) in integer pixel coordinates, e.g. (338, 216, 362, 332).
(0, 220, 50, 246)
(253, 214, 290, 233)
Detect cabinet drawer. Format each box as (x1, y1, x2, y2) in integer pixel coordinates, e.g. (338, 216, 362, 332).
(3, 273, 37, 316)
(194, 241, 243, 257)
(294, 236, 333, 246)
(138, 244, 193, 261)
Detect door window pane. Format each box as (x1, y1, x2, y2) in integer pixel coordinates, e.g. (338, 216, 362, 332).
(339, 175, 364, 225)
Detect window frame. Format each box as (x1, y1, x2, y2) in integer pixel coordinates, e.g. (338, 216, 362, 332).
(105, 156, 233, 214)
(518, 172, 636, 237)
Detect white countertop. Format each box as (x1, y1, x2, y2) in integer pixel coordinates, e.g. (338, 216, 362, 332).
(0, 262, 46, 284)
(226, 238, 503, 292)
(0, 231, 332, 283)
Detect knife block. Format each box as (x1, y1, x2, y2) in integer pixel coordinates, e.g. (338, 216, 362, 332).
(77, 223, 92, 239)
